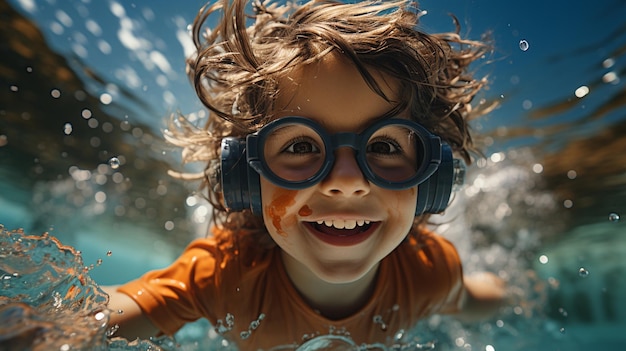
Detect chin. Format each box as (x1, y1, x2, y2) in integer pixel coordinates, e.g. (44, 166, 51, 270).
(311, 260, 378, 284)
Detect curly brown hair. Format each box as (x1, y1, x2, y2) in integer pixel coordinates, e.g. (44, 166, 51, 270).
(165, 0, 493, 244)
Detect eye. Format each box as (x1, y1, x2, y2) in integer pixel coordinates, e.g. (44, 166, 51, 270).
(367, 138, 401, 155)
(283, 138, 321, 154)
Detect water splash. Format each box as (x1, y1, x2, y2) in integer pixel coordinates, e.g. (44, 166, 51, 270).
(0, 228, 109, 350)
(0, 227, 171, 351)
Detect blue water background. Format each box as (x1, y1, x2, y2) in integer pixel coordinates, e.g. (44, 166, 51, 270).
(1, 0, 625, 349)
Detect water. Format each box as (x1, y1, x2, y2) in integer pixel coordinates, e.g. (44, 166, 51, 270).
(1, 0, 625, 349)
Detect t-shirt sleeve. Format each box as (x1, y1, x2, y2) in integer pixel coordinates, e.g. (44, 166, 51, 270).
(116, 238, 221, 335)
(432, 235, 464, 314)
(409, 230, 464, 315)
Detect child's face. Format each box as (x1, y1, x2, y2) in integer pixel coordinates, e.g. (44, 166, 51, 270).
(260, 54, 417, 284)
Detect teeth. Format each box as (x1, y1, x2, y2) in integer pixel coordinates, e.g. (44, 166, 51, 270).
(315, 219, 371, 229)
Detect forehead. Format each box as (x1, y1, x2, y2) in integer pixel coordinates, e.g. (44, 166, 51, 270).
(274, 54, 404, 132)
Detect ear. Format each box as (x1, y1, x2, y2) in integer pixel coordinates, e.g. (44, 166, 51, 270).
(415, 144, 463, 215)
(220, 138, 262, 214)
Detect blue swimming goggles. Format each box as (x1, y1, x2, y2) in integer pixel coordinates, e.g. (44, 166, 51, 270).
(220, 116, 465, 215)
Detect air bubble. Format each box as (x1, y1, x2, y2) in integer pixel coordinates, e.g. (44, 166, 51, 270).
(373, 315, 388, 331)
(519, 40, 529, 51)
(608, 212, 620, 222)
(109, 157, 120, 169)
(63, 123, 73, 135)
(578, 267, 589, 277)
(107, 250, 112, 256)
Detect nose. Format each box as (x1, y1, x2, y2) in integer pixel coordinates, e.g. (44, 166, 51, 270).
(319, 148, 370, 197)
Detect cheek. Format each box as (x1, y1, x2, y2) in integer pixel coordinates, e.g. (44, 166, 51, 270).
(264, 188, 298, 237)
(386, 188, 417, 218)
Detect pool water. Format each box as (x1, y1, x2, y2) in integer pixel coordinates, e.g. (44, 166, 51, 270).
(1, 0, 625, 349)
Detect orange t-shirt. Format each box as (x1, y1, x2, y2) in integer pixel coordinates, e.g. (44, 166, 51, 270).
(117, 228, 463, 349)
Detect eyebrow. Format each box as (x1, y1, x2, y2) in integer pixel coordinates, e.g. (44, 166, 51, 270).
(309, 107, 404, 132)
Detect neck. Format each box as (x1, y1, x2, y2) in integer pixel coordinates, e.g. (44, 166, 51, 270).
(281, 251, 379, 320)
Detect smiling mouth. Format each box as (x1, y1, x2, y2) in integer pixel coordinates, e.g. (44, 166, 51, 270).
(311, 219, 373, 236)
(304, 220, 380, 246)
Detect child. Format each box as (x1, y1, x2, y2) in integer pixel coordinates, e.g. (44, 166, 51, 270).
(104, 0, 505, 348)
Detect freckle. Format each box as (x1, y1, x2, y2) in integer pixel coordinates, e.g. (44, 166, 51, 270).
(265, 190, 297, 236)
(298, 205, 312, 217)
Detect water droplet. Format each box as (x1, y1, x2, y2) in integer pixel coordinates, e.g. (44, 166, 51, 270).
(106, 324, 120, 337)
(100, 93, 113, 105)
(225, 313, 235, 327)
(567, 170, 577, 179)
(81, 108, 92, 119)
(578, 267, 589, 277)
(575, 85, 590, 98)
(394, 329, 405, 342)
(109, 157, 120, 169)
(608, 212, 620, 222)
(372, 315, 387, 331)
(519, 39, 529, 51)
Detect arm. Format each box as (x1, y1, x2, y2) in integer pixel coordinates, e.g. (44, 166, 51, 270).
(103, 285, 160, 340)
(456, 272, 507, 321)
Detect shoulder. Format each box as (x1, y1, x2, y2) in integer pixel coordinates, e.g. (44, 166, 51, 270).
(389, 227, 463, 294)
(178, 226, 275, 270)
(400, 227, 461, 269)
(385, 227, 464, 313)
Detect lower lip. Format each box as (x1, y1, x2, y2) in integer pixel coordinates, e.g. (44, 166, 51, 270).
(304, 222, 380, 247)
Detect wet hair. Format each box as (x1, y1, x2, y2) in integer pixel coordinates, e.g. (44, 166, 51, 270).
(166, 0, 493, 243)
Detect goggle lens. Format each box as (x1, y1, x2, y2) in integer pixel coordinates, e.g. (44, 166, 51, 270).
(365, 124, 419, 182)
(263, 123, 326, 182)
